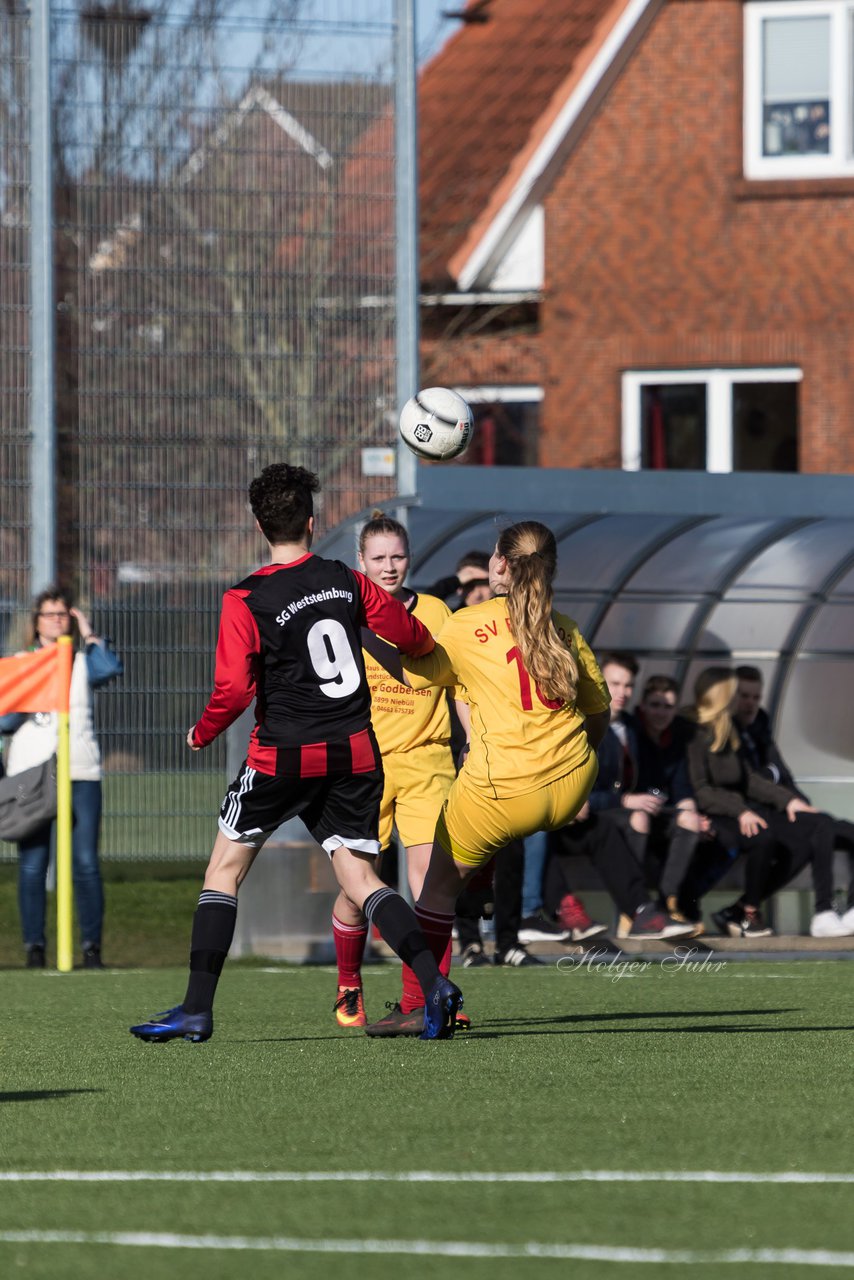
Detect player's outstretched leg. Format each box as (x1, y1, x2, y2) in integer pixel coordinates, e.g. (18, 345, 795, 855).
(362, 887, 462, 1040)
(130, 886, 237, 1043)
(332, 847, 463, 1041)
(360, 884, 463, 1036)
(413, 901, 463, 1039)
(131, 833, 248, 1044)
(369, 901, 471, 1037)
(386, 836, 461, 1035)
(366, 837, 476, 1038)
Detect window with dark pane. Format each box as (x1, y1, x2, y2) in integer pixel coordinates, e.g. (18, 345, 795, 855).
(461, 400, 539, 467)
(732, 382, 798, 472)
(640, 384, 706, 470)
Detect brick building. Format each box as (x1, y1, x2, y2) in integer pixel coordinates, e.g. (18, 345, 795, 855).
(417, 0, 854, 473)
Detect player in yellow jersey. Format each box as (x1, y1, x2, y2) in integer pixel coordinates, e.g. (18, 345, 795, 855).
(331, 511, 464, 1032)
(397, 521, 694, 1020)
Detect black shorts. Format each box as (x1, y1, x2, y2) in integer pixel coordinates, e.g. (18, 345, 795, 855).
(218, 762, 384, 857)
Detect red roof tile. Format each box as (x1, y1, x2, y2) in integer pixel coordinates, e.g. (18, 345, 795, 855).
(419, 0, 628, 287)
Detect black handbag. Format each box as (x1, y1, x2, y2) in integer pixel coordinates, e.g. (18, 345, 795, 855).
(0, 757, 57, 842)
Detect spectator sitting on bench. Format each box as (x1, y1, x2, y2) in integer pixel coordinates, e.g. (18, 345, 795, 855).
(591, 655, 706, 935)
(687, 667, 840, 939)
(635, 674, 713, 931)
(733, 665, 854, 937)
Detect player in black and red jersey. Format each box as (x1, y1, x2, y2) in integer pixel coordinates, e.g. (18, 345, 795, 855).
(130, 463, 462, 1043)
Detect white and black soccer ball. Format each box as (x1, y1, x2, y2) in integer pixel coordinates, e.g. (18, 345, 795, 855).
(398, 386, 474, 462)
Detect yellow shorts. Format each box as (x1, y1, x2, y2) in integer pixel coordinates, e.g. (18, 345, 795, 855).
(436, 751, 599, 868)
(379, 741, 456, 850)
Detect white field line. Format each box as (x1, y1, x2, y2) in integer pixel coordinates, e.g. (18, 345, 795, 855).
(0, 1231, 852, 1265)
(0, 1169, 853, 1185)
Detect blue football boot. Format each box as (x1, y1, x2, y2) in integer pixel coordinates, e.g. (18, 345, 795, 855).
(419, 976, 463, 1040)
(129, 1005, 212, 1043)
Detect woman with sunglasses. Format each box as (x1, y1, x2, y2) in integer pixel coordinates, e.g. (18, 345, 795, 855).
(0, 587, 122, 968)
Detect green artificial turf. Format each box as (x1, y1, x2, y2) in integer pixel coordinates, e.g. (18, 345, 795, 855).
(0, 960, 853, 1279)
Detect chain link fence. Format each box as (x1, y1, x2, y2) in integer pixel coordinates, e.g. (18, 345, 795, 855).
(0, 1, 403, 859)
(0, 10, 31, 633)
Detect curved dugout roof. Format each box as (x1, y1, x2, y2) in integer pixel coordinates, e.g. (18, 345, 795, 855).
(318, 468, 854, 818)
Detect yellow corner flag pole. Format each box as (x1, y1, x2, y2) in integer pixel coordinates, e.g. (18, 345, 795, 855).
(55, 636, 74, 973)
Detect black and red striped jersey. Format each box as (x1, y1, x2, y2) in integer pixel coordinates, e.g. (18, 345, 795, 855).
(192, 553, 434, 777)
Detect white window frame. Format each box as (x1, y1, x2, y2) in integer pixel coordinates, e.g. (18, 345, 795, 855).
(456, 385, 543, 465)
(744, 1, 854, 179)
(456, 385, 544, 405)
(621, 368, 803, 472)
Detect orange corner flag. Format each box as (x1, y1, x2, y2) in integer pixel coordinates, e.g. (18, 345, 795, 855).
(0, 645, 67, 715)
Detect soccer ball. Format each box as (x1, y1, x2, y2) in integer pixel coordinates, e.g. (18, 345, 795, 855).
(398, 386, 474, 461)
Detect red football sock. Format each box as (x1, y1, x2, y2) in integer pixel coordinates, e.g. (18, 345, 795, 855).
(332, 913, 368, 989)
(400, 934, 452, 1013)
(398, 906, 454, 1013)
(399, 963, 422, 1014)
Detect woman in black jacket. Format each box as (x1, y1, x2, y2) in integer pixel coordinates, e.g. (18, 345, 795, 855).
(687, 667, 836, 938)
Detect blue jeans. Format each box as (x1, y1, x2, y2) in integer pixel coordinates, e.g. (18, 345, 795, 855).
(521, 829, 548, 917)
(18, 779, 104, 949)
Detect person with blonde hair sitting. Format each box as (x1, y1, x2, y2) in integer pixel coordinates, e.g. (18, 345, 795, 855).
(686, 667, 837, 938)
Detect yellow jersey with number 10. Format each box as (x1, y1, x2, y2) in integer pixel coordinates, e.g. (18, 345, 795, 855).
(402, 595, 609, 798)
(363, 592, 452, 755)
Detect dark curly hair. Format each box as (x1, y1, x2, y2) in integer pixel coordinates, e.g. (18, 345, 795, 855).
(249, 464, 320, 545)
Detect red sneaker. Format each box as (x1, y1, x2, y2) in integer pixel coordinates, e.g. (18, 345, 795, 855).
(559, 894, 608, 942)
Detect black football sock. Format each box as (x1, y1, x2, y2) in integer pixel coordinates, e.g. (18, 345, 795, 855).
(363, 886, 441, 997)
(183, 890, 238, 1014)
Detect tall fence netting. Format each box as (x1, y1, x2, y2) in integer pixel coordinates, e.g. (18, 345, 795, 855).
(0, 2, 401, 858)
(0, 12, 30, 643)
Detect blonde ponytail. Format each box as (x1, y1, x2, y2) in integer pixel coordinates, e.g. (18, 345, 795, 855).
(497, 521, 578, 706)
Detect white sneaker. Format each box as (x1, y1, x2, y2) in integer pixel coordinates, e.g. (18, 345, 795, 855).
(809, 910, 850, 938)
(518, 912, 571, 943)
(839, 907, 854, 935)
(494, 945, 543, 967)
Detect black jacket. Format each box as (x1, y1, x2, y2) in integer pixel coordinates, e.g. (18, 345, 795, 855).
(590, 714, 639, 812)
(636, 713, 697, 806)
(686, 726, 796, 819)
(737, 709, 808, 800)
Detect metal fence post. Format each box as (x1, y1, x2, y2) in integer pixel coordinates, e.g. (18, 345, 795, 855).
(394, 0, 419, 504)
(29, 0, 56, 594)
(394, 1, 419, 905)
